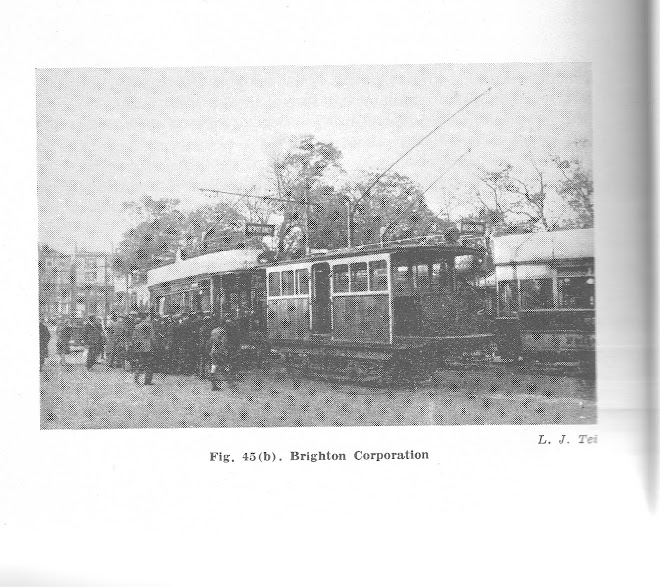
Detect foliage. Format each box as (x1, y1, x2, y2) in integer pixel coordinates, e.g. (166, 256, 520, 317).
(476, 153, 593, 232)
(553, 157, 594, 228)
(113, 195, 255, 275)
(271, 135, 345, 256)
(269, 136, 446, 253)
(344, 171, 441, 246)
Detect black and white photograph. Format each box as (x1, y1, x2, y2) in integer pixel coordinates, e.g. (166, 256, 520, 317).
(3, 2, 656, 586)
(37, 63, 596, 429)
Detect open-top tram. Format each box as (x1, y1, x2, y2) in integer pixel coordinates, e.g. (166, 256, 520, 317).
(265, 241, 493, 384)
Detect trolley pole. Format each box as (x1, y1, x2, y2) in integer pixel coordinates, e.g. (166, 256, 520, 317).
(346, 201, 353, 249)
(70, 244, 77, 320)
(304, 181, 311, 256)
(104, 253, 108, 324)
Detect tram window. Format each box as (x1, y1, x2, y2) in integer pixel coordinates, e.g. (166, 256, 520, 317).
(200, 290, 210, 312)
(498, 280, 519, 315)
(282, 271, 295, 295)
(296, 269, 310, 295)
(268, 272, 281, 297)
(415, 263, 430, 289)
(519, 279, 553, 309)
(559, 276, 595, 309)
(171, 292, 184, 314)
(333, 264, 349, 293)
(431, 262, 449, 288)
(369, 260, 388, 291)
(392, 264, 411, 294)
(350, 262, 368, 292)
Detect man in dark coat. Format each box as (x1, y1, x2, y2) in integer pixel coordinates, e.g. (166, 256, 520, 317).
(209, 317, 229, 391)
(131, 312, 157, 385)
(164, 316, 176, 374)
(189, 312, 203, 377)
(39, 317, 51, 371)
(197, 314, 214, 378)
(105, 313, 120, 368)
(172, 314, 187, 374)
(83, 315, 105, 370)
(224, 314, 241, 379)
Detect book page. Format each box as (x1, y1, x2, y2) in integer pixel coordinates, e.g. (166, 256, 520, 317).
(1, 1, 656, 585)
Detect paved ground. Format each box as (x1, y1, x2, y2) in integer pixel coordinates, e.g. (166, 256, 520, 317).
(39, 348, 596, 429)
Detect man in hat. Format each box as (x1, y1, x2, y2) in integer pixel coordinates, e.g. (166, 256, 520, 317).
(198, 313, 214, 378)
(39, 316, 51, 371)
(131, 311, 157, 385)
(105, 313, 120, 368)
(208, 316, 229, 391)
(82, 315, 105, 370)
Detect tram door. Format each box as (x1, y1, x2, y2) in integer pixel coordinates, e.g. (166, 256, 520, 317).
(311, 262, 331, 334)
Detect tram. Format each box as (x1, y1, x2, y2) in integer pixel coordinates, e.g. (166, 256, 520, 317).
(264, 237, 492, 384)
(147, 247, 266, 330)
(493, 228, 595, 364)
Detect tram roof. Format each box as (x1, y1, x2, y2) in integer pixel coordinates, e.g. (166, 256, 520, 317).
(493, 228, 594, 265)
(147, 247, 262, 288)
(266, 242, 482, 267)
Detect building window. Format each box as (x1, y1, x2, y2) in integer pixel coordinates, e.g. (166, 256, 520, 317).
(268, 272, 281, 297)
(296, 269, 310, 295)
(369, 260, 388, 291)
(350, 262, 368, 292)
(333, 264, 349, 293)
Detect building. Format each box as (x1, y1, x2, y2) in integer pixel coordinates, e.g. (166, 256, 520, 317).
(38, 245, 114, 322)
(113, 271, 150, 313)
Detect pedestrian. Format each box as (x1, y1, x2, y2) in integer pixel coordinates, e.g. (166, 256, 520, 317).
(189, 312, 203, 377)
(163, 316, 176, 374)
(105, 313, 120, 368)
(198, 314, 214, 378)
(39, 316, 51, 371)
(209, 316, 229, 391)
(131, 311, 157, 385)
(224, 313, 241, 379)
(177, 313, 192, 374)
(114, 315, 129, 369)
(55, 317, 72, 365)
(82, 315, 104, 370)
(124, 312, 139, 370)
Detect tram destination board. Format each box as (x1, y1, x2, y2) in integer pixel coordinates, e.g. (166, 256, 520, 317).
(245, 223, 276, 237)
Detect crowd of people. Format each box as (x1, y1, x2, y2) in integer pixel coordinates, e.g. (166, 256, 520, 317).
(40, 308, 261, 390)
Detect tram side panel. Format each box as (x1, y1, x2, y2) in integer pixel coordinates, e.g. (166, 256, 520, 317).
(331, 294, 390, 344)
(267, 297, 311, 341)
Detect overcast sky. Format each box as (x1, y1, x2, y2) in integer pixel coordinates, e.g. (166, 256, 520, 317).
(36, 63, 591, 252)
